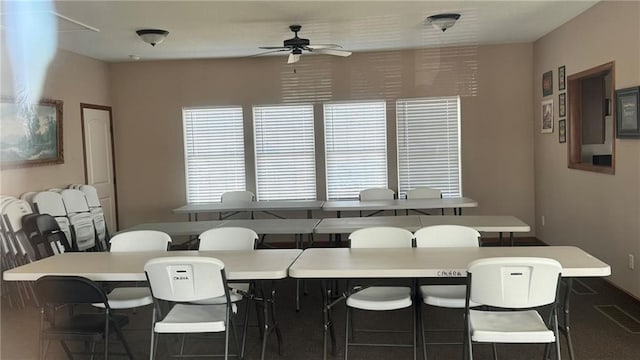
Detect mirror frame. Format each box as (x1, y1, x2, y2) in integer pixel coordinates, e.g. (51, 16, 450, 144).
(567, 61, 615, 174)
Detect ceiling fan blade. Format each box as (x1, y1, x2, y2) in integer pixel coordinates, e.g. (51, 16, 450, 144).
(259, 46, 290, 50)
(316, 48, 352, 57)
(287, 53, 301, 64)
(307, 44, 342, 50)
(251, 49, 291, 57)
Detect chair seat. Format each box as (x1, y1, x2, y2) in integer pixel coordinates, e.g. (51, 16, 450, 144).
(420, 285, 480, 308)
(190, 290, 243, 305)
(43, 313, 129, 339)
(92, 287, 153, 309)
(469, 309, 555, 343)
(155, 304, 229, 334)
(347, 286, 412, 311)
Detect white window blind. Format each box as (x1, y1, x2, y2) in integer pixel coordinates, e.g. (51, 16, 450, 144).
(324, 101, 388, 200)
(253, 104, 316, 200)
(183, 107, 246, 203)
(396, 96, 461, 198)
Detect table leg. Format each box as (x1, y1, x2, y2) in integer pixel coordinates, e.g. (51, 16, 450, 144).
(561, 278, 576, 360)
(258, 280, 283, 360)
(499, 232, 503, 246)
(509, 232, 514, 246)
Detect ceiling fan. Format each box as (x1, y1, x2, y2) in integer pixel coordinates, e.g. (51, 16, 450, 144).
(258, 24, 352, 64)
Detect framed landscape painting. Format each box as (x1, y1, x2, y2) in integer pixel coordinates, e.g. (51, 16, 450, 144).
(0, 98, 64, 168)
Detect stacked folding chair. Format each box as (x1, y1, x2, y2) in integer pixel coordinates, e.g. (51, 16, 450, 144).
(22, 213, 73, 259)
(60, 189, 98, 251)
(32, 191, 73, 246)
(78, 185, 109, 250)
(1, 198, 38, 307)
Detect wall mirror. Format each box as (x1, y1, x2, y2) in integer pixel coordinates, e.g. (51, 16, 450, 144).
(567, 62, 615, 174)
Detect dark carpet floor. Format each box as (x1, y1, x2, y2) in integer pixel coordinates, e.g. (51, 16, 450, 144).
(2, 275, 640, 360)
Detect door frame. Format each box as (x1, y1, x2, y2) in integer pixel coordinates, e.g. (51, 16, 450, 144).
(80, 103, 119, 230)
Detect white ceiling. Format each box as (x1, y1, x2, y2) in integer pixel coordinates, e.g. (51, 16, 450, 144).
(6, 1, 599, 62)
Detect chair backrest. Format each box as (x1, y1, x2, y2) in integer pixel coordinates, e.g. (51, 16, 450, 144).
(349, 226, 414, 248)
(406, 187, 442, 199)
(19, 191, 37, 209)
(109, 230, 171, 252)
(33, 191, 68, 217)
(414, 225, 480, 248)
(198, 227, 258, 250)
(467, 257, 562, 308)
(61, 189, 90, 213)
(79, 185, 101, 208)
(1, 199, 32, 233)
(221, 191, 255, 203)
(359, 188, 395, 201)
(144, 256, 227, 302)
(35, 275, 109, 306)
(1, 199, 36, 260)
(22, 213, 72, 259)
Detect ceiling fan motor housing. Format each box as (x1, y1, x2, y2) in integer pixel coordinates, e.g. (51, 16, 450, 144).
(284, 37, 310, 48)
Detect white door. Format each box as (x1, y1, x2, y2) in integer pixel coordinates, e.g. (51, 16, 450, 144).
(81, 104, 118, 231)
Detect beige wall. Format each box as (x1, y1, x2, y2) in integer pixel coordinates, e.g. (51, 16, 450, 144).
(0, 48, 111, 196)
(109, 43, 535, 230)
(533, 1, 640, 298)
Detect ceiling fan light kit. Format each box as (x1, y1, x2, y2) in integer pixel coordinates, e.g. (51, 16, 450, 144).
(136, 29, 169, 46)
(426, 13, 461, 32)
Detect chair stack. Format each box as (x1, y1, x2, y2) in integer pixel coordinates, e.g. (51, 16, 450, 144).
(60, 189, 98, 251)
(32, 191, 73, 247)
(69, 184, 109, 248)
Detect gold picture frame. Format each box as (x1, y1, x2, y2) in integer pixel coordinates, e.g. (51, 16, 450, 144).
(0, 98, 64, 169)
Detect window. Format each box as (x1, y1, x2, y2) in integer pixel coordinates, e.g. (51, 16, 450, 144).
(182, 107, 246, 203)
(253, 104, 316, 200)
(324, 101, 388, 200)
(396, 96, 461, 198)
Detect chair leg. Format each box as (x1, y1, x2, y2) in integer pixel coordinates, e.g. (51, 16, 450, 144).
(413, 305, 417, 360)
(270, 289, 284, 355)
(113, 321, 135, 360)
(344, 306, 351, 360)
(241, 297, 251, 358)
(419, 304, 427, 360)
(60, 341, 74, 360)
(492, 343, 498, 360)
(179, 334, 187, 357)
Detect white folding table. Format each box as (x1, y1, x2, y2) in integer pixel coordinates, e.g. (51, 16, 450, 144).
(173, 200, 325, 221)
(119, 220, 228, 237)
(3, 249, 302, 360)
(321, 197, 478, 217)
(289, 246, 610, 360)
(313, 215, 530, 246)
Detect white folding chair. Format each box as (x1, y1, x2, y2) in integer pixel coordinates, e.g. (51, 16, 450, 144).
(94, 230, 172, 310)
(220, 190, 256, 220)
(144, 256, 241, 360)
(1, 199, 38, 306)
(406, 187, 443, 215)
(414, 225, 480, 360)
(345, 226, 416, 360)
(32, 191, 73, 249)
(464, 257, 562, 360)
(198, 227, 258, 358)
(79, 185, 109, 249)
(358, 188, 396, 216)
(61, 189, 97, 251)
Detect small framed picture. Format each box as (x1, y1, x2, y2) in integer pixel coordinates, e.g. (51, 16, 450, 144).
(541, 99, 554, 133)
(559, 119, 566, 143)
(616, 86, 640, 138)
(558, 65, 566, 91)
(559, 93, 566, 117)
(543, 71, 553, 96)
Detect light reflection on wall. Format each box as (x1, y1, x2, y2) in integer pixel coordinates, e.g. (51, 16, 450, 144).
(2, 0, 57, 105)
